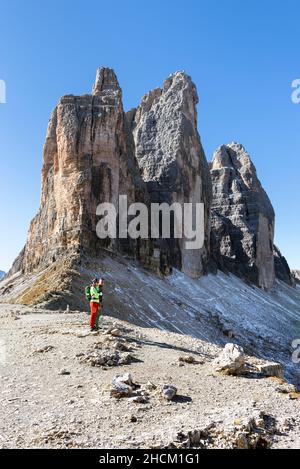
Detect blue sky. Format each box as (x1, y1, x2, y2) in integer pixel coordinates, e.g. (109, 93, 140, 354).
(0, 0, 299, 271)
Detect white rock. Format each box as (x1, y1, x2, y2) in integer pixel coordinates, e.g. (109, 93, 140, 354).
(213, 343, 245, 375)
(255, 362, 284, 378)
(111, 374, 134, 398)
(116, 373, 133, 385)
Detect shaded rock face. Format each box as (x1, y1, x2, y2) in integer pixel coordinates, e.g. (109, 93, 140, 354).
(210, 143, 275, 290)
(273, 245, 294, 286)
(128, 72, 212, 278)
(21, 68, 148, 273)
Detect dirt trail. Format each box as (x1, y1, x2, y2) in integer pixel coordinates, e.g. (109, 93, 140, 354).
(0, 304, 300, 449)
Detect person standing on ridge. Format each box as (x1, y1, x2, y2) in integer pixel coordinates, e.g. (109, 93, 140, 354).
(87, 278, 104, 331)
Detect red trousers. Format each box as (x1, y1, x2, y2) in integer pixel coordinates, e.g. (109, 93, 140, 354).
(90, 301, 100, 328)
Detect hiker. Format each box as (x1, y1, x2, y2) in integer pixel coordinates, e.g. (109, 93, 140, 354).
(85, 278, 104, 331)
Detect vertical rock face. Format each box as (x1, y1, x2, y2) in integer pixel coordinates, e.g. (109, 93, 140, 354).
(17, 67, 212, 280)
(210, 143, 275, 290)
(129, 72, 212, 278)
(273, 245, 294, 286)
(22, 67, 147, 273)
(12, 67, 212, 280)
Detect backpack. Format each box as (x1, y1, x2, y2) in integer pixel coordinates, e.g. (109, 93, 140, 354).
(85, 285, 91, 301)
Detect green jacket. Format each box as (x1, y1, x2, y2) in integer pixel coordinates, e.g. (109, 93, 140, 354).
(90, 286, 103, 303)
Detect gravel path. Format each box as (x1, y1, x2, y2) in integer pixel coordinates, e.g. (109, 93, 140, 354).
(0, 304, 299, 449)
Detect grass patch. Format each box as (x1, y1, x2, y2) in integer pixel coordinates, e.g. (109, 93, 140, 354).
(17, 260, 75, 305)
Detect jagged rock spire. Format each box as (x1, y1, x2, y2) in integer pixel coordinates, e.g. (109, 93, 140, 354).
(129, 70, 212, 278)
(92, 67, 121, 95)
(19, 67, 144, 274)
(210, 143, 275, 290)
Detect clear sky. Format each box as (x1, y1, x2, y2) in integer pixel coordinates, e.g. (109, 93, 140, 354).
(0, 0, 299, 272)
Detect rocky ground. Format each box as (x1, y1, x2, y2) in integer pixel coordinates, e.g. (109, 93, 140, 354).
(0, 304, 300, 449)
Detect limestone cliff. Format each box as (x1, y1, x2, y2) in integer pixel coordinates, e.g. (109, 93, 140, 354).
(6, 68, 212, 288)
(210, 143, 275, 290)
(20, 68, 149, 274)
(128, 71, 212, 278)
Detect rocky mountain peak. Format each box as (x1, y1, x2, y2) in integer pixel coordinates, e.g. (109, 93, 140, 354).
(211, 143, 258, 182)
(130, 71, 212, 278)
(211, 143, 274, 220)
(92, 67, 121, 95)
(210, 143, 275, 290)
(131, 71, 203, 183)
(163, 70, 198, 101)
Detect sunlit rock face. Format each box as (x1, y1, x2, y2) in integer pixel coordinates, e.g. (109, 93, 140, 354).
(21, 67, 149, 273)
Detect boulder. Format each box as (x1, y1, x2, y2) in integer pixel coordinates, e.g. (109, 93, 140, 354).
(213, 343, 245, 375)
(110, 373, 134, 398)
(255, 362, 284, 378)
